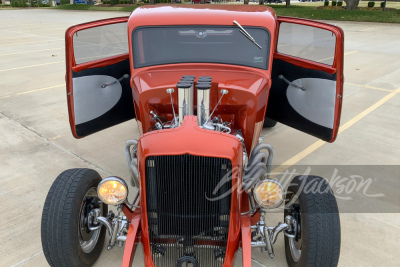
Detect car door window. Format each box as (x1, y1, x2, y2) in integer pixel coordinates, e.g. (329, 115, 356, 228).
(277, 22, 336, 66)
(267, 18, 344, 142)
(66, 18, 135, 138)
(73, 23, 128, 64)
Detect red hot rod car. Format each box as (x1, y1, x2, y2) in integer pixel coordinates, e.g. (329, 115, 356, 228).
(41, 5, 344, 267)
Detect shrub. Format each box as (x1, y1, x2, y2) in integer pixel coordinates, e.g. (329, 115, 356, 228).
(60, 0, 69, 4)
(337, 1, 342, 6)
(11, 0, 28, 7)
(38, 0, 50, 6)
(110, 0, 118, 4)
(380, 1, 385, 7)
(367, 1, 375, 7)
(324, 0, 329, 6)
(332, 0, 336, 6)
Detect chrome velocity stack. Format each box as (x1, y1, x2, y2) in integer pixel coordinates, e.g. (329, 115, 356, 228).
(177, 77, 194, 125)
(198, 76, 212, 83)
(196, 81, 211, 127)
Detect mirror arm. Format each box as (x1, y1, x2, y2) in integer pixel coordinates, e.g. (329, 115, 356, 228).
(101, 74, 130, 89)
(278, 75, 306, 91)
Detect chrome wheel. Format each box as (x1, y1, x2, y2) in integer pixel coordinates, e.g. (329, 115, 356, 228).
(79, 187, 103, 253)
(288, 197, 302, 262)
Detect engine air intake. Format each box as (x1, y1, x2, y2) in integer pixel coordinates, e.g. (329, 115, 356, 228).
(145, 154, 232, 267)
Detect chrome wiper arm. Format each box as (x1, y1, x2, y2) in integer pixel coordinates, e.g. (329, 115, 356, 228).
(233, 20, 262, 49)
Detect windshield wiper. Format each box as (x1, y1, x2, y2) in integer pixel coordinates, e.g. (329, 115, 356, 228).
(233, 20, 262, 49)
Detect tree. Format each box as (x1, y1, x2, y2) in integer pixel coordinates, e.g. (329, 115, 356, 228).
(150, 0, 155, 3)
(285, 0, 290, 7)
(343, 0, 359, 10)
(89, 0, 93, 4)
(244, 0, 249, 4)
(259, 0, 264, 4)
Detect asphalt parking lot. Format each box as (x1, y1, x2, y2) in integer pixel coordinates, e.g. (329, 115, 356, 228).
(1, 8, 400, 267)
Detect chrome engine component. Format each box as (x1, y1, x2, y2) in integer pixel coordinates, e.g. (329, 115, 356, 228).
(251, 210, 297, 259)
(177, 78, 194, 126)
(166, 88, 179, 128)
(196, 81, 211, 126)
(235, 130, 248, 170)
(204, 89, 228, 125)
(88, 205, 130, 250)
(202, 89, 232, 133)
(125, 139, 139, 188)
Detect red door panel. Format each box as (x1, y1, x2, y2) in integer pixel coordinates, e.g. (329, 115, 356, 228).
(266, 17, 344, 142)
(65, 17, 135, 138)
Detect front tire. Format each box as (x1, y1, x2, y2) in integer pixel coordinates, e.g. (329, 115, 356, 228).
(41, 168, 107, 267)
(263, 117, 277, 128)
(284, 175, 340, 267)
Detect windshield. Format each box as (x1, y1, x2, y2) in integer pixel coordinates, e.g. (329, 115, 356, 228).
(132, 26, 270, 70)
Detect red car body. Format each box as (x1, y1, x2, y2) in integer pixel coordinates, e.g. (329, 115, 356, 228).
(63, 5, 344, 266)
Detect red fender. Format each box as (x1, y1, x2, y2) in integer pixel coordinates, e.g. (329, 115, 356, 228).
(241, 215, 252, 267)
(122, 208, 142, 267)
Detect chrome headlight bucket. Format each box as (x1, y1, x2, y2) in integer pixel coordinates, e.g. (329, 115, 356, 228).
(97, 176, 128, 205)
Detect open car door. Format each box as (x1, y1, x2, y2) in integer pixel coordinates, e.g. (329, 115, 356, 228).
(266, 17, 344, 142)
(66, 17, 135, 138)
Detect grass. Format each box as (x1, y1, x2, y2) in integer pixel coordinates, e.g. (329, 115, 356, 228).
(51, 3, 140, 11)
(295, 1, 400, 9)
(268, 4, 400, 23)
(40, 2, 400, 23)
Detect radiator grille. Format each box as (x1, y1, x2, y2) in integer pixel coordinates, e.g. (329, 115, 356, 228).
(145, 155, 232, 267)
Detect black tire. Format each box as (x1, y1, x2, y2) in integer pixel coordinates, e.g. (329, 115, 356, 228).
(284, 175, 340, 267)
(41, 168, 108, 267)
(263, 117, 277, 128)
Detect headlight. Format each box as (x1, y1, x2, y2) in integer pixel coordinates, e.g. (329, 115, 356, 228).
(253, 179, 284, 209)
(97, 177, 128, 205)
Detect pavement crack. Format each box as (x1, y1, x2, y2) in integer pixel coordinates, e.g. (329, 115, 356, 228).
(0, 112, 111, 176)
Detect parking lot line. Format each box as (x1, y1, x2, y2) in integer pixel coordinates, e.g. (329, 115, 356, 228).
(1, 39, 64, 46)
(0, 61, 64, 72)
(0, 84, 65, 99)
(271, 86, 400, 176)
(345, 82, 393, 92)
(0, 28, 63, 40)
(10, 251, 43, 267)
(317, 50, 358, 63)
(0, 47, 63, 57)
(21, 27, 68, 32)
(359, 27, 380, 32)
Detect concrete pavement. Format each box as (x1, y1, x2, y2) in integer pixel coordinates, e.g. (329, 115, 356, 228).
(1, 9, 400, 267)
